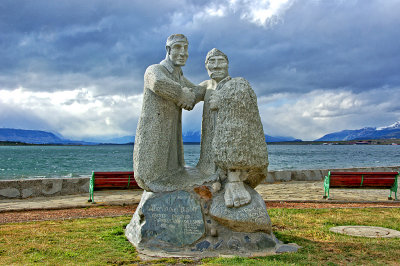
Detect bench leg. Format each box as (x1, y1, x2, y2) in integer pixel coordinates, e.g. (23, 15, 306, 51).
(390, 175, 398, 200)
(88, 171, 95, 203)
(389, 190, 398, 201)
(88, 190, 94, 203)
(323, 174, 330, 199)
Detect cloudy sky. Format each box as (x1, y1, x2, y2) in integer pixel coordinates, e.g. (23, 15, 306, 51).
(1, 0, 399, 141)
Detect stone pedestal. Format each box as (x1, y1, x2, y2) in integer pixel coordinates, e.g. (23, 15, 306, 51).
(125, 181, 299, 258)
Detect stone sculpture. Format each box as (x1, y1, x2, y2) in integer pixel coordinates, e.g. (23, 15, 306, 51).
(197, 48, 268, 208)
(133, 34, 197, 192)
(126, 38, 299, 258)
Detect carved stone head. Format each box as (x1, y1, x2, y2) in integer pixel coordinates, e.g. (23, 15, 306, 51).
(205, 48, 229, 83)
(166, 34, 189, 67)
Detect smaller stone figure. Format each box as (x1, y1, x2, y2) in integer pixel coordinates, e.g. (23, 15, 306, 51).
(200, 48, 269, 208)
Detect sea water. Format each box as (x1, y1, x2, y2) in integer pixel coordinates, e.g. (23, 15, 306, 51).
(0, 144, 399, 180)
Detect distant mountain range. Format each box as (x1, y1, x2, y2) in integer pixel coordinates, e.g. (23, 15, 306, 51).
(316, 121, 400, 141)
(0, 128, 301, 144)
(181, 131, 301, 143)
(0, 128, 96, 145)
(84, 131, 301, 144)
(4, 121, 399, 144)
(82, 135, 134, 144)
(265, 135, 301, 142)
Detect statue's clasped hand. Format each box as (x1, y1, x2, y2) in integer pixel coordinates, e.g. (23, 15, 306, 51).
(178, 87, 195, 111)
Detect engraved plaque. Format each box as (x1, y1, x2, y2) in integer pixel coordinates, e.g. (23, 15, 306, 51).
(141, 190, 205, 246)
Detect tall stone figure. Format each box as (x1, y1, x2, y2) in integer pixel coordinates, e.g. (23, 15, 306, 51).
(133, 34, 197, 191)
(197, 48, 269, 208)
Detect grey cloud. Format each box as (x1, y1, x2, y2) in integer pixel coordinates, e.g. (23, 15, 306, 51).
(1, 0, 399, 139)
(0, 103, 52, 131)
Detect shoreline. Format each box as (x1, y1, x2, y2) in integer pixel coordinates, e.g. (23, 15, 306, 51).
(2, 138, 400, 146)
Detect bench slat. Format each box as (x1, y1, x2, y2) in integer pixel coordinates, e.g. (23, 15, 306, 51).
(330, 177, 395, 188)
(323, 171, 399, 200)
(88, 171, 140, 203)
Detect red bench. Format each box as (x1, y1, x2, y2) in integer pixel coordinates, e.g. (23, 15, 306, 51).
(323, 171, 398, 200)
(88, 171, 140, 203)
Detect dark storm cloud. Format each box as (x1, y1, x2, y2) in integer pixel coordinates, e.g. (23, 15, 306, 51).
(221, 0, 400, 96)
(1, 0, 399, 139)
(0, 0, 193, 94)
(2, 0, 399, 95)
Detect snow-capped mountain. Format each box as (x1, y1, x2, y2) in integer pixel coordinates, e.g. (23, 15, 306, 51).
(316, 121, 400, 141)
(377, 121, 400, 130)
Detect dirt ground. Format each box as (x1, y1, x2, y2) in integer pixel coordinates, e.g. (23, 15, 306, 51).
(1, 201, 399, 224)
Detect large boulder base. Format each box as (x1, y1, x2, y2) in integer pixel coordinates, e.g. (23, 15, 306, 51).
(125, 185, 299, 258)
(209, 184, 272, 233)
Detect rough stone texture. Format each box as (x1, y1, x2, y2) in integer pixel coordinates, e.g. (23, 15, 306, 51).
(211, 77, 268, 187)
(196, 78, 218, 176)
(0, 178, 90, 199)
(209, 184, 272, 233)
(126, 190, 205, 249)
(42, 179, 63, 195)
(138, 166, 218, 193)
(0, 188, 20, 198)
(272, 170, 292, 182)
(276, 243, 301, 253)
(330, 226, 400, 238)
(125, 188, 283, 258)
(291, 170, 323, 181)
(21, 188, 33, 198)
(133, 36, 204, 192)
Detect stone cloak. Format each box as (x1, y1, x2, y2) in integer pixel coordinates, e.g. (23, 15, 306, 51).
(212, 77, 269, 188)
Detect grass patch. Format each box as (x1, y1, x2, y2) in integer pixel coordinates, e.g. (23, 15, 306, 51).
(1, 208, 399, 265)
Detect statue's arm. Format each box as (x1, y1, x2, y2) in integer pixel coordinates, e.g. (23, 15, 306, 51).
(145, 65, 193, 106)
(181, 76, 206, 105)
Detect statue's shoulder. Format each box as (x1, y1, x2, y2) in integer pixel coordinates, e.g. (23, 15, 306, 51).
(225, 77, 252, 91)
(199, 79, 209, 87)
(145, 63, 165, 74)
(199, 79, 215, 90)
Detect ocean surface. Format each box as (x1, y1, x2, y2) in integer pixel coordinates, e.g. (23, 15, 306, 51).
(0, 144, 399, 180)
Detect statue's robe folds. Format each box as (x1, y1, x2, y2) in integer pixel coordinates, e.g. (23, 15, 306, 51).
(212, 77, 269, 188)
(133, 59, 196, 191)
(196, 79, 218, 176)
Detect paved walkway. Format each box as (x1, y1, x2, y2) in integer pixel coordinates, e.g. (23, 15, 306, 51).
(0, 181, 398, 212)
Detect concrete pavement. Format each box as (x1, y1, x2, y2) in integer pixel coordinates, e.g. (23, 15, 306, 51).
(1, 181, 398, 212)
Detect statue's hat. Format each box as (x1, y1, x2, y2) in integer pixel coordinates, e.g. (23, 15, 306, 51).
(166, 34, 188, 47)
(205, 48, 229, 64)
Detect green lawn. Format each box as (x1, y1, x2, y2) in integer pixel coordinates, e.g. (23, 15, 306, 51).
(1, 208, 399, 265)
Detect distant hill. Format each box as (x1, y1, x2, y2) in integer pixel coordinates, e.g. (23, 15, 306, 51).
(76, 131, 302, 144)
(183, 131, 201, 143)
(265, 135, 301, 142)
(83, 135, 134, 144)
(181, 131, 300, 143)
(0, 128, 65, 144)
(316, 121, 400, 141)
(0, 128, 301, 145)
(0, 128, 97, 145)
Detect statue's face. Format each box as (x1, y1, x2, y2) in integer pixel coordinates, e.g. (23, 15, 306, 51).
(168, 41, 189, 67)
(206, 55, 228, 83)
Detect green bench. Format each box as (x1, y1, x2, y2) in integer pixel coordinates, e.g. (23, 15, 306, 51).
(323, 171, 398, 200)
(88, 171, 140, 203)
